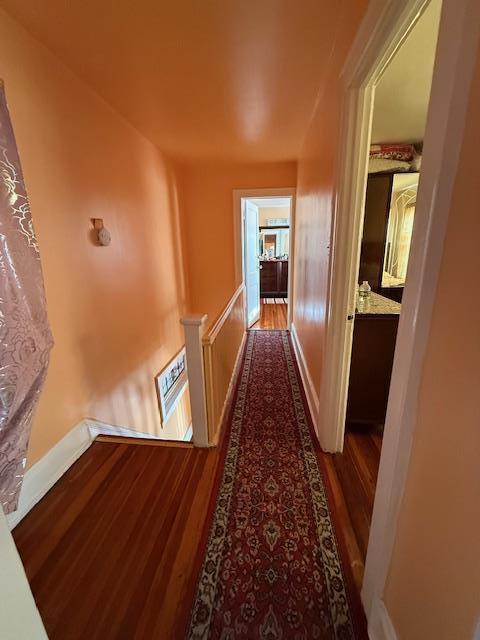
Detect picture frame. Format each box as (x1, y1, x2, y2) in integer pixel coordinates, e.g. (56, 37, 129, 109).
(155, 347, 188, 426)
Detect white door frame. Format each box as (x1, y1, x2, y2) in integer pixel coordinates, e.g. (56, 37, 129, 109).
(233, 188, 296, 328)
(317, 0, 480, 630)
(244, 199, 261, 327)
(0, 509, 48, 638)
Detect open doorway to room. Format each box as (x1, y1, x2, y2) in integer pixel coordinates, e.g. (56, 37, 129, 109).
(328, 0, 442, 588)
(241, 195, 294, 331)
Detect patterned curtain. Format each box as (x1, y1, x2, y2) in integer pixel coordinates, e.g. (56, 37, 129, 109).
(0, 81, 53, 514)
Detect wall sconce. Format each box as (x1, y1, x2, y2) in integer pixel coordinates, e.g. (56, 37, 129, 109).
(92, 218, 111, 246)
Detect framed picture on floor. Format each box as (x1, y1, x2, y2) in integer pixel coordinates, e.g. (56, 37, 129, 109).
(155, 347, 188, 426)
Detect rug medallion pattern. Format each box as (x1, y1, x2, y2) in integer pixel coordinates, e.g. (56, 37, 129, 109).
(188, 330, 360, 639)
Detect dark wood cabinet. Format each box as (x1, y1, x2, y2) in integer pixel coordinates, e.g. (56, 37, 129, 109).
(358, 174, 393, 292)
(260, 261, 278, 294)
(260, 260, 288, 297)
(279, 261, 288, 293)
(346, 313, 399, 427)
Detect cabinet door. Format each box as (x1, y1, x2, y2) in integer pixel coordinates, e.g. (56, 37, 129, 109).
(279, 261, 288, 295)
(346, 315, 399, 426)
(260, 261, 278, 296)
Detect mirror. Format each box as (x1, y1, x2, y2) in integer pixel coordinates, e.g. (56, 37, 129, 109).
(382, 173, 419, 288)
(259, 228, 290, 258)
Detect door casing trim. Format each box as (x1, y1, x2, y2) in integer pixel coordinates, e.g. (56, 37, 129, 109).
(233, 187, 296, 329)
(318, 0, 480, 626)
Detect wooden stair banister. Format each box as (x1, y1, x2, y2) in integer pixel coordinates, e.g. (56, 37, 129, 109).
(180, 314, 209, 447)
(181, 285, 246, 447)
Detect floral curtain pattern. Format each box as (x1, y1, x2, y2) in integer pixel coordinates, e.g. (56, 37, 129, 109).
(0, 81, 53, 514)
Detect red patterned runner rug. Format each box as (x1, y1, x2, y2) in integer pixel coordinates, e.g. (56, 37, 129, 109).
(187, 330, 366, 639)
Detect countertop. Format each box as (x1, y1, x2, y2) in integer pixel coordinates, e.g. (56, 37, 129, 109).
(355, 291, 401, 316)
(259, 258, 288, 262)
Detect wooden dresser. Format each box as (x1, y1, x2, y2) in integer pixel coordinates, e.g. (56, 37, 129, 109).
(346, 292, 401, 428)
(260, 260, 288, 298)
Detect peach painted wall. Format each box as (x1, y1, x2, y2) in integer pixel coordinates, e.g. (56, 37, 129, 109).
(293, 2, 367, 397)
(179, 161, 297, 324)
(383, 44, 480, 640)
(0, 9, 191, 465)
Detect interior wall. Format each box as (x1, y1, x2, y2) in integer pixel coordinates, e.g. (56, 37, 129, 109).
(179, 160, 297, 325)
(258, 206, 290, 226)
(0, 9, 191, 466)
(293, 1, 367, 398)
(384, 42, 480, 640)
(371, 0, 441, 144)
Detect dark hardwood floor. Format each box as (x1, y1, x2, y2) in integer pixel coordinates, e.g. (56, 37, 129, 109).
(325, 427, 382, 590)
(13, 441, 221, 640)
(251, 300, 288, 330)
(13, 424, 381, 637)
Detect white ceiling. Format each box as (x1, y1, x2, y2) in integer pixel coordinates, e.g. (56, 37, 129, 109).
(249, 197, 292, 208)
(371, 0, 441, 145)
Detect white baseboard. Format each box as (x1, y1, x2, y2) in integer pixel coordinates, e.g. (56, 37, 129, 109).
(6, 418, 184, 530)
(290, 323, 320, 432)
(6, 421, 92, 530)
(368, 598, 398, 640)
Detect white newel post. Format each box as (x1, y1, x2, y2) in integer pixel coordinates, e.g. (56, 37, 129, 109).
(180, 314, 209, 447)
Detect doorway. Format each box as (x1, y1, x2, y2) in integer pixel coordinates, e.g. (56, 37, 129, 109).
(234, 190, 295, 331)
(333, 0, 440, 588)
(318, 0, 480, 625)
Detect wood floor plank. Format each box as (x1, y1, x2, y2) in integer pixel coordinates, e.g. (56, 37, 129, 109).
(162, 449, 220, 638)
(371, 431, 383, 454)
(12, 409, 380, 638)
(15, 443, 130, 584)
(251, 302, 288, 330)
(344, 435, 376, 512)
(95, 435, 193, 447)
(37, 445, 157, 632)
(323, 456, 365, 593)
(13, 442, 220, 640)
(331, 428, 382, 572)
(332, 449, 370, 559)
(73, 448, 196, 639)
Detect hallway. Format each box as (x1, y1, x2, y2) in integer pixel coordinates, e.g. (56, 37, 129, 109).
(251, 300, 288, 330)
(188, 330, 366, 638)
(14, 331, 367, 639)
